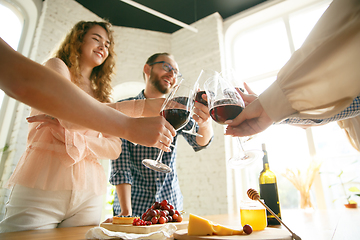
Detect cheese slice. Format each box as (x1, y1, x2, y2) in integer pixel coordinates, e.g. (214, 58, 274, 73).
(187, 214, 243, 236)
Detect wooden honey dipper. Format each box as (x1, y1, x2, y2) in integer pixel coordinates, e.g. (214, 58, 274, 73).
(247, 188, 301, 240)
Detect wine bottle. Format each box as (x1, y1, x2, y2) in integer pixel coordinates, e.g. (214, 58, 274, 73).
(259, 143, 281, 225)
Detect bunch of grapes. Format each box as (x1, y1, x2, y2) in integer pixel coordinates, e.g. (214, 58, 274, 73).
(132, 200, 183, 226)
(132, 218, 151, 226)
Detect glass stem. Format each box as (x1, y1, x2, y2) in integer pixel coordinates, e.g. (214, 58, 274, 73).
(236, 137, 245, 152)
(236, 137, 249, 159)
(156, 150, 164, 162)
(183, 108, 195, 133)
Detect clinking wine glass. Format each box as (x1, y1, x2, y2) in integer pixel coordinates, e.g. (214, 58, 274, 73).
(204, 75, 263, 168)
(220, 69, 256, 143)
(182, 69, 220, 137)
(142, 79, 193, 173)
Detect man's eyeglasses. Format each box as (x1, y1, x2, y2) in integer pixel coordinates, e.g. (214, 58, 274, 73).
(149, 61, 182, 78)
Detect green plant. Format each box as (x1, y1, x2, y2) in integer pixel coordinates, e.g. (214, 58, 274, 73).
(321, 159, 360, 205)
(329, 169, 360, 204)
(346, 186, 360, 204)
(107, 184, 115, 206)
(0, 144, 9, 152)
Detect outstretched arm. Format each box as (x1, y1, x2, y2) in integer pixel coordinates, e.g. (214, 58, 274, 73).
(0, 38, 175, 151)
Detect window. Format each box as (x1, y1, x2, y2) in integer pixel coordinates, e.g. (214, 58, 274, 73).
(0, 0, 41, 221)
(0, 2, 23, 107)
(226, 0, 358, 210)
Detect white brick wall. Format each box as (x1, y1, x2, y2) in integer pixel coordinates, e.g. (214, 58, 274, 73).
(32, 0, 104, 63)
(111, 27, 171, 90)
(0, 0, 232, 220)
(171, 13, 229, 216)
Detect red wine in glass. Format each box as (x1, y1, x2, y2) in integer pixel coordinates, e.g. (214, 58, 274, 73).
(205, 74, 263, 168)
(161, 108, 190, 130)
(195, 90, 208, 106)
(142, 82, 193, 173)
(209, 99, 243, 125)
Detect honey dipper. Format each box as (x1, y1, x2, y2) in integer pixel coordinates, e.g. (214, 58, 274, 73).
(247, 188, 301, 240)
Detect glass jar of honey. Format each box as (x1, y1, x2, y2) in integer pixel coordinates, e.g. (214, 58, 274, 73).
(240, 200, 267, 231)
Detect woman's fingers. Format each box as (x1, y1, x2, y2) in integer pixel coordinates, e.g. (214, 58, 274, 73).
(128, 116, 175, 152)
(27, 114, 57, 123)
(243, 82, 256, 95)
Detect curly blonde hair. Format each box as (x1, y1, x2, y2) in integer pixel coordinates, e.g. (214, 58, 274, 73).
(54, 21, 116, 103)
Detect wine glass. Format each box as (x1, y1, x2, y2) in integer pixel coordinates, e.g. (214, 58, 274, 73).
(204, 75, 263, 169)
(220, 69, 256, 143)
(142, 79, 193, 173)
(182, 69, 219, 137)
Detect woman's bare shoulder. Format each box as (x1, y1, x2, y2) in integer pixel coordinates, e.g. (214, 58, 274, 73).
(44, 58, 71, 80)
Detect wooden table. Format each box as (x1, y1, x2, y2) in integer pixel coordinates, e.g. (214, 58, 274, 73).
(0, 225, 95, 240)
(0, 208, 359, 240)
(280, 208, 360, 240)
(194, 208, 360, 240)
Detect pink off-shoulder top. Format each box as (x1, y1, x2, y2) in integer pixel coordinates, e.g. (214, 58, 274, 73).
(5, 108, 122, 195)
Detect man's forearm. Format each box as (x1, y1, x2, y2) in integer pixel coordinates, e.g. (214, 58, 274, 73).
(196, 120, 213, 146)
(116, 183, 132, 216)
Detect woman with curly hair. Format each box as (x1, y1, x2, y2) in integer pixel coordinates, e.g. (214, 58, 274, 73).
(0, 20, 171, 232)
(54, 21, 116, 103)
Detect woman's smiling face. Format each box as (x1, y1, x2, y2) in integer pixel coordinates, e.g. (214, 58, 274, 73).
(79, 24, 110, 68)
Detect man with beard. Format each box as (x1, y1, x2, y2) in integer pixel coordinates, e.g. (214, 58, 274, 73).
(109, 53, 213, 217)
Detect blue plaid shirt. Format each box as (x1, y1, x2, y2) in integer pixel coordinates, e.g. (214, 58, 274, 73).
(280, 95, 360, 125)
(109, 90, 212, 216)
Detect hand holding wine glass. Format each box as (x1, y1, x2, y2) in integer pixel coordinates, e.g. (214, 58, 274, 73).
(220, 69, 258, 107)
(204, 75, 263, 168)
(182, 70, 219, 137)
(142, 78, 193, 173)
(221, 70, 269, 138)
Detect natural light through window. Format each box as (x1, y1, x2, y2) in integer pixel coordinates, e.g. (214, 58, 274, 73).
(234, 19, 291, 81)
(289, 3, 329, 50)
(0, 3, 23, 107)
(229, 0, 357, 210)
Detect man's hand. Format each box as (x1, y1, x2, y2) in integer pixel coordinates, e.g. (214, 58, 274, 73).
(103, 217, 113, 223)
(192, 93, 214, 146)
(192, 100, 211, 127)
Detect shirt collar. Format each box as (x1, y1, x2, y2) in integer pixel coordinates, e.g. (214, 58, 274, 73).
(135, 90, 146, 100)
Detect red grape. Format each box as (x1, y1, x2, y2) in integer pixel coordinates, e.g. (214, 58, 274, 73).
(161, 205, 171, 211)
(145, 214, 152, 221)
(151, 216, 158, 224)
(243, 224, 252, 235)
(160, 199, 168, 207)
(153, 202, 160, 209)
(148, 209, 156, 217)
(158, 216, 166, 224)
(169, 209, 175, 216)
